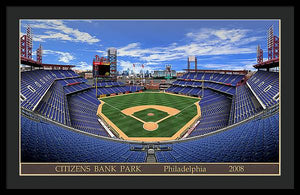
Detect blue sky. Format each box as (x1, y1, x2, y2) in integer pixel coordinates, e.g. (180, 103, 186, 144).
(20, 19, 279, 72)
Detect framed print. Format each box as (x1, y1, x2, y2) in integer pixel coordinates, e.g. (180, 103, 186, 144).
(5, 5, 294, 189)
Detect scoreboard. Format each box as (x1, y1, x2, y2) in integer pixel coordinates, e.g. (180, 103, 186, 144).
(93, 55, 111, 77)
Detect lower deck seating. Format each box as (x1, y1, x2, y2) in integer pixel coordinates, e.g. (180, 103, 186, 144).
(63, 83, 91, 94)
(178, 72, 245, 86)
(168, 80, 235, 96)
(188, 89, 232, 137)
(156, 112, 279, 162)
(229, 84, 264, 124)
(35, 81, 71, 126)
(21, 115, 147, 162)
(93, 85, 142, 95)
(67, 90, 108, 136)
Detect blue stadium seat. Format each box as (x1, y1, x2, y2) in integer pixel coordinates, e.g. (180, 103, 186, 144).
(21, 115, 147, 162)
(156, 112, 279, 162)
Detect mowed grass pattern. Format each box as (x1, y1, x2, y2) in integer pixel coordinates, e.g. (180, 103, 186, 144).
(101, 93, 199, 137)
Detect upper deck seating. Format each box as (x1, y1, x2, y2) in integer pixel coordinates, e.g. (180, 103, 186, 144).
(246, 70, 279, 108)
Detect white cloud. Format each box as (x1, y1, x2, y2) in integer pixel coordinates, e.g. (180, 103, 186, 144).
(27, 20, 100, 44)
(118, 42, 158, 57)
(95, 50, 106, 54)
(116, 27, 260, 66)
(43, 49, 75, 63)
(185, 28, 250, 44)
(33, 31, 73, 42)
(201, 63, 253, 71)
(74, 61, 91, 70)
(117, 42, 183, 63)
(200, 57, 259, 71)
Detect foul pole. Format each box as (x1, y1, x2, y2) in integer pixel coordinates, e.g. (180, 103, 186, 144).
(95, 77, 98, 98)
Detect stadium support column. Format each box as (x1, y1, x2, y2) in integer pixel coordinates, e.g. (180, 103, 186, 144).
(195, 57, 197, 72)
(108, 48, 117, 80)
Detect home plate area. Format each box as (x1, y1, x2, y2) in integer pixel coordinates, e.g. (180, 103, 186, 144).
(123, 106, 180, 131)
(143, 122, 159, 131)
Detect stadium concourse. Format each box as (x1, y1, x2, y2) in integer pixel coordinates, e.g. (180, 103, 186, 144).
(20, 68, 279, 163)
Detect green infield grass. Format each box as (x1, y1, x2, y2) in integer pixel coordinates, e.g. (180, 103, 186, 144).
(132, 108, 169, 122)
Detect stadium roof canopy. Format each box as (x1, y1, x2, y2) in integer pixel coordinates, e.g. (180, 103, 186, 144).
(21, 56, 75, 69)
(253, 58, 279, 69)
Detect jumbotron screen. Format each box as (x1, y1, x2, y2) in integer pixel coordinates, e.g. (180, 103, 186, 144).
(98, 65, 110, 76)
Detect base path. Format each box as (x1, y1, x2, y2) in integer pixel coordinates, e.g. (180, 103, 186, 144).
(121, 105, 180, 116)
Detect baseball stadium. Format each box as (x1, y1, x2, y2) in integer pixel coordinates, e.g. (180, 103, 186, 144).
(20, 23, 280, 163)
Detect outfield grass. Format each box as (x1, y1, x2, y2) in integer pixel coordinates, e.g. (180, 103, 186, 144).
(100, 92, 200, 137)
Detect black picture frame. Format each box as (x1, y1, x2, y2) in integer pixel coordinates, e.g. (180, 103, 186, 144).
(3, 5, 294, 189)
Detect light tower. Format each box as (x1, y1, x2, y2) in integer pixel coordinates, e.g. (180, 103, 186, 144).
(26, 25, 33, 59)
(267, 25, 274, 60)
(187, 56, 197, 72)
(36, 44, 43, 63)
(20, 25, 33, 59)
(267, 25, 279, 60)
(108, 48, 117, 79)
(165, 65, 172, 83)
(92, 55, 100, 78)
(257, 44, 263, 64)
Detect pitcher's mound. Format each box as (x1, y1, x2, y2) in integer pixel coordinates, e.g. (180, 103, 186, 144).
(147, 113, 154, 116)
(143, 122, 158, 131)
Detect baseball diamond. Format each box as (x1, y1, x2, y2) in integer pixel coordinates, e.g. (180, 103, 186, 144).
(97, 92, 201, 141)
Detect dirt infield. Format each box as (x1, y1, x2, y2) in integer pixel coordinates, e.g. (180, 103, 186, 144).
(121, 105, 180, 116)
(147, 113, 154, 116)
(143, 122, 159, 131)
